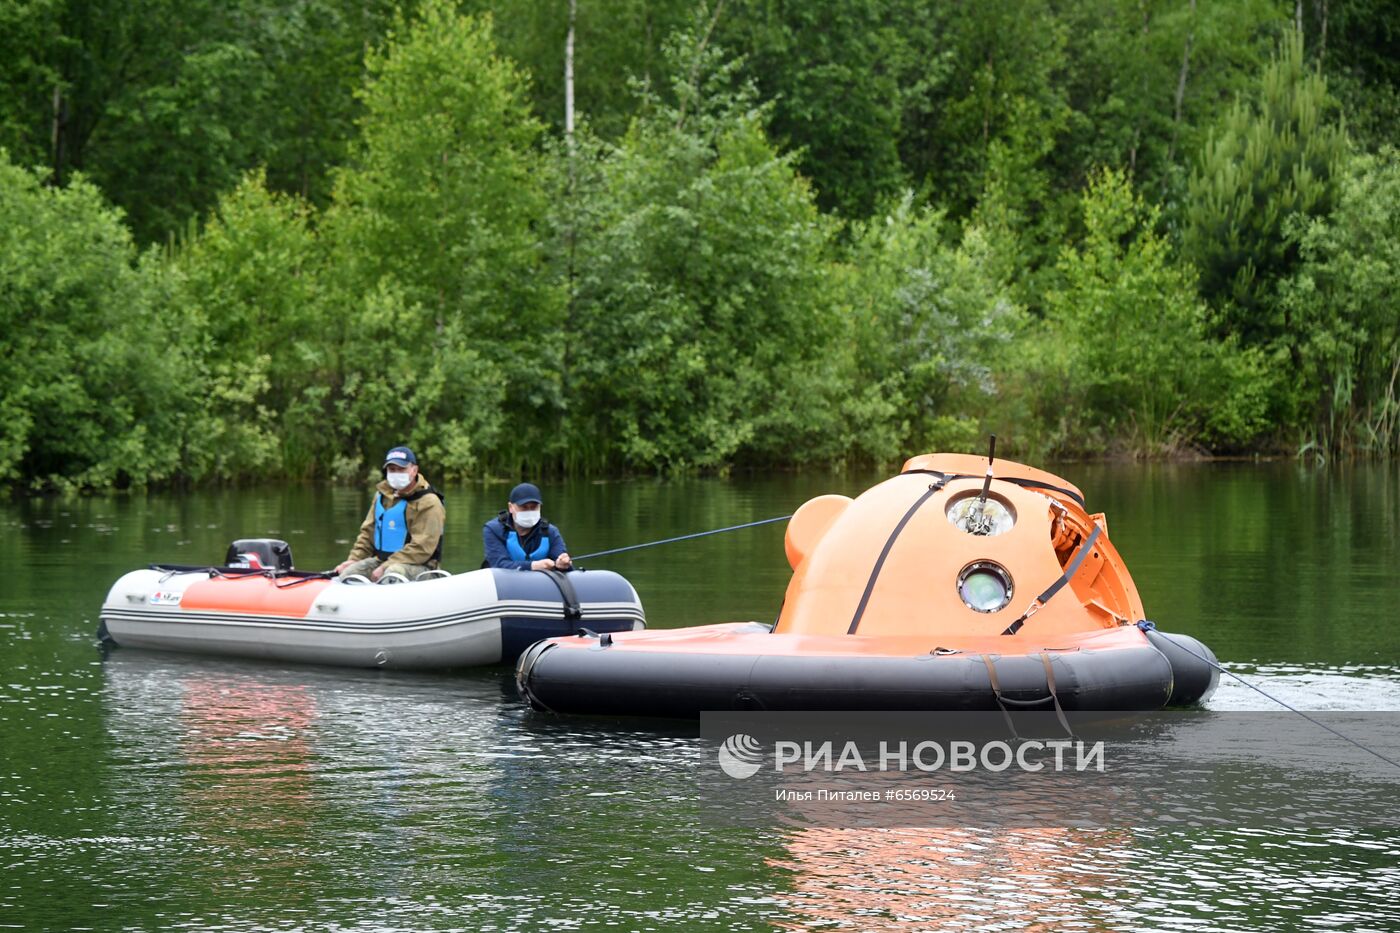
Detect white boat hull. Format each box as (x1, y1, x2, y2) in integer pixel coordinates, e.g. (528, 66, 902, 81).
(99, 567, 645, 669)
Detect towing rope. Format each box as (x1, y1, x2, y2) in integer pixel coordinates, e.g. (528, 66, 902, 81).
(1138, 620, 1400, 771)
(574, 514, 793, 561)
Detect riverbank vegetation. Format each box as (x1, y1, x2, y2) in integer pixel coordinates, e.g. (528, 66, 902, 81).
(2, 0, 1397, 489)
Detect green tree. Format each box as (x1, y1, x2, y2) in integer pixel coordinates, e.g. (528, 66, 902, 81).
(1183, 29, 1347, 337)
(1316, 0, 1400, 152)
(837, 197, 1021, 459)
(0, 152, 193, 488)
(898, 0, 1068, 221)
(166, 172, 326, 479)
(0, 0, 403, 243)
(716, 0, 907, 219)
(38, 0, 287, 241)
(255, 0, 406, 210)
(1039, 168, 1268, 454)
(475, 0, 692, 142)
(890, 0, 1071, 312)
(1278, 148, 1400, 454)
(1057, 0, 1279, 200)
(326, 0, 559, 476)
(0, 0, 62, 167)
(559, 28, 842, 472)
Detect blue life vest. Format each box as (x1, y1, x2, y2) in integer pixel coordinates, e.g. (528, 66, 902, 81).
(373, 495, 410, 559)
(506, 528, 551, 562)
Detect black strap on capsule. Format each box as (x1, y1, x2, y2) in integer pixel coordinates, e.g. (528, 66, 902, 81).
(901, 469, 1088, 510)
(1000, 524, 1103, 636)
(847, 481, 945, 634)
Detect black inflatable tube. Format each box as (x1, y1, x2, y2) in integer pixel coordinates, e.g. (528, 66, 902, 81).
(516, 633, 1203, 718)
(1142, 629, 1220, 707)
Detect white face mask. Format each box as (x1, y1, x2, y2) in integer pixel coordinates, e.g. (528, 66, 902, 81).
(514, 509, 541, 529)
(386, 471, 413, 491)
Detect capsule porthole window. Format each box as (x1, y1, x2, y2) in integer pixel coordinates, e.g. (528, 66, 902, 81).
(957, 561, 1014, 613)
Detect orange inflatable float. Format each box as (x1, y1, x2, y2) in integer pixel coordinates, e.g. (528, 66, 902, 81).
(517, 450, 1218, 716)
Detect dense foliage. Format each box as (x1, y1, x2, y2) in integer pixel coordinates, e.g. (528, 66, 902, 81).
(1, 0, 1397, 489)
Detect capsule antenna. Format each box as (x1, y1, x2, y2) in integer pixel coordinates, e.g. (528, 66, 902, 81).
(978, 434, 996, 502)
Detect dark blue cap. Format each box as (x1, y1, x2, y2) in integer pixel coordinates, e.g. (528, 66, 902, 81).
(383, 446, 417, 469)
(509, 482, 542, 506)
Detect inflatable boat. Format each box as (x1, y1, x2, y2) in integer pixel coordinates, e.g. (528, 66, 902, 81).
(100, 546, 644, 670)
(517, 451, 1219, 716)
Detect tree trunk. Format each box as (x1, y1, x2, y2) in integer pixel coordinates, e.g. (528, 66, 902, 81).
(675, 0, 727, 131)
(643, 4, 653, 91)
(1318, 0, 1328, 62)
(565, 0, 576, 148)
(50, 85, 65, 186)
(562, 0, 579, 441)
(1164, 0, 1197, 175)
(1129, 1, 1151, 173)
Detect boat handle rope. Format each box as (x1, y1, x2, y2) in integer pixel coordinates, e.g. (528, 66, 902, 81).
(574, 514, 794, 562)
(1136, 621, 1400, 772)
(276, 571, 335, 588)
(159, 565, 275, 584)
(1001, 524, 1103, 636)
(150, 564, 333, 586)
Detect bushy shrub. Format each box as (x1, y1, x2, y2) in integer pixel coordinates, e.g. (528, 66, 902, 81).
(560, 31, 842, 472)
(167, 171, 322, 478)
(1038, 169, 1269, 455)
(324, 0, 560, 478)
(0, 153, 194, 488)
(1278, 149, 1400, 454)
(837, 195, 1022, 460)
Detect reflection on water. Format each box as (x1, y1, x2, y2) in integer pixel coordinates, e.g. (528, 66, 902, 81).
(770, 826, 1400, 932)
(178, 677, 319, 825)
(77, 656, 1400, 931)
(772, 827, 1120, 932)
(88, 653, 781, 930)
(1, 464, 1399, 928)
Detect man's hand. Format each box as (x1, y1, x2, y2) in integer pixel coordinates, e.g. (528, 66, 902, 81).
(555, 553, 572, 570)
(531, 558, 556, 571)
(371, 564, 386, 581)
(334, 560, 354, 575)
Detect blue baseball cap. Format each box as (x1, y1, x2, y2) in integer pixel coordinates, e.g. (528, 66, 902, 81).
(509, 482, 542, 506)
(383, 446, 417, 469)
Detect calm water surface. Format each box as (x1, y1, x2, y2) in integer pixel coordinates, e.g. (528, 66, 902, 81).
(2, 463, 1398, 931)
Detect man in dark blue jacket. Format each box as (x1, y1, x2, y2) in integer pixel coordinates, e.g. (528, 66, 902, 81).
(482, 482, 571, 571)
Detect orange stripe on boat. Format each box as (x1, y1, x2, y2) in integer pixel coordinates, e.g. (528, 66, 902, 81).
(180, 576, 331, 618)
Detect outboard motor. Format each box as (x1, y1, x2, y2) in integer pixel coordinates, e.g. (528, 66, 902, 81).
(225, 538, 294, 572)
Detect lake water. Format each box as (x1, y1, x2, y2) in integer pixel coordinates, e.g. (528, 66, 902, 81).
(2, 463, 1398, 930)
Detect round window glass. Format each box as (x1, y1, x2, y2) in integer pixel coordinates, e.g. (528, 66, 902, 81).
(946, 493, 1016, 536)
(957, 562, 1014, 613)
